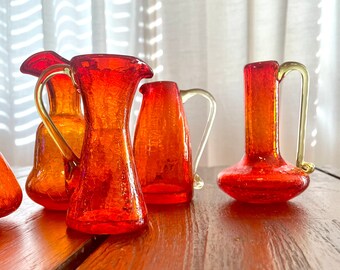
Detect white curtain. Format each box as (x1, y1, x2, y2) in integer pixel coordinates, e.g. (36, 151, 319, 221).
(0, 0, 338, 170)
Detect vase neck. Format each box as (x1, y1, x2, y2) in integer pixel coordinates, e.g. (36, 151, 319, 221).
(47, 75, 82, 116)
(79, 74, 137, 130)
(71, 55, 153, 130)
(20, 51, 81, 117)
(140, 81, 181, 105)
(244, 61, 281, 159)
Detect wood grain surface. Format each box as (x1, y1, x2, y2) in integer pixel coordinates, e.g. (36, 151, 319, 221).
(0, 168, 97, 270)
(78, 169, 340, 270)
(1, 167, 339, 269)
(317, 166, 340, 181)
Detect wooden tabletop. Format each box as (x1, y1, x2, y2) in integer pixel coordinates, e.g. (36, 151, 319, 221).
(1, 166, 339, 270)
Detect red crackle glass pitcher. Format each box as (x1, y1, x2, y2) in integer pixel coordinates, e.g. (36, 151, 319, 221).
(133, 81, 216, 204)
(0, 153, 22, 217)
(217, 61, 315, 204)
(34, 54, 153, 234)
(20, 51, 84, 210)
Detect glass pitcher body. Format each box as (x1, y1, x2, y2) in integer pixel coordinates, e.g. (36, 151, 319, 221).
(133, 81, 216, 204)
(134, 82, 193, 204)
(35, 54, 153, 234)
(20, 51, 84, 210)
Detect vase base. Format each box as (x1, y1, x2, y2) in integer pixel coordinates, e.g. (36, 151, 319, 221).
(217, 163, 310, 204)
(26, 191, 69, 211)
(66, 212, 148, 235)
(142, 184, 193, 204)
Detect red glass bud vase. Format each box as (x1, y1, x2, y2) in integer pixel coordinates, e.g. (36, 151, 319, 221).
(20, 51, 84, 210)
(218, 61, 315, 204)
(34, 54, 153, 234)
(133, 81, 216, 204)
(0, 153, 22, 217)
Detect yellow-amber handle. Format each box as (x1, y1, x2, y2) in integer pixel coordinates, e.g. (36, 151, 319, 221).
(34, 64, 80, 168)
(277, 62, 315, 174)
(180, 89, 217, 189)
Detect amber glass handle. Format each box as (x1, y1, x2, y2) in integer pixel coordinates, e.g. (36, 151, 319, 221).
(34, 64, 80, 168)
(277, 62, 315, 174)
(180, 89, 217, 189)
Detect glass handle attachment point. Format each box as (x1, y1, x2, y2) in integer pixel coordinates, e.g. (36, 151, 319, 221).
(278, 62, 315, 174)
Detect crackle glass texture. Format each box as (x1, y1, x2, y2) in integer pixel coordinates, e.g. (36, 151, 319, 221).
(64, 55, 153, 234)
(133, 81, 193, 205)
(21, 51, 84, 210)
(218, 61, 309, 204)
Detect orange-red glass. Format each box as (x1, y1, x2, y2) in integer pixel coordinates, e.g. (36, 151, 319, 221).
(217, 61, 309, 203)
(38, 55, 153, 234)
(0, 153, 22, 217)
(133, 81, 193, 204)
(20, 51, 84, 210)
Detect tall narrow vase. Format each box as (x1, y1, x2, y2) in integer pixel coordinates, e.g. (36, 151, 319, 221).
(217, 61, 315, 204)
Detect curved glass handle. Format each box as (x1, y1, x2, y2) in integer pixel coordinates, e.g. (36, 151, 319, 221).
(180, 89, 217, 189)
(277, 62, 315, 174)
(34, 64, 80, 169)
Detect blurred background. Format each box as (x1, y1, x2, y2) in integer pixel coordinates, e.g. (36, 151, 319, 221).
(0, 0, 339, 172)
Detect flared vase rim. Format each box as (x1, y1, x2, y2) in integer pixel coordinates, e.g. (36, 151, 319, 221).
(244, 60, 279, 70)
(69, 53, 154, 78)
(70, 53, 145, 63)
(20, 50, 69, 75)
(139, 81, 179, 94)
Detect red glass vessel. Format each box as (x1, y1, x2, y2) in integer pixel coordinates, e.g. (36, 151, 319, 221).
(134, 82, 193, 204)
(34, 54, 153, 234)
(20, 51, 84, 210)
(133, 81, 216, 204)
(0, 153, 22, 217)
(217, 61, 314, 204)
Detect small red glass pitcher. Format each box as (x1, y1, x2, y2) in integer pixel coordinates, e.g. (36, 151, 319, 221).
(0, 153, 22, 217)
(20, 51, 84, 210)
(34, 54, 153, 234)
(133, 81, 216, 204)
(218, 61, 315, 204)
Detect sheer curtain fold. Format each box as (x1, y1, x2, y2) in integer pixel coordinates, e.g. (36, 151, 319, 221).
(0, 0, 338, 170)
(316, 0, 340, 167)
(247, 0, 287, 62)
(91, 0, 107, 52)
(205, 0, 247, 166)
(0, 2, 11, 161)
